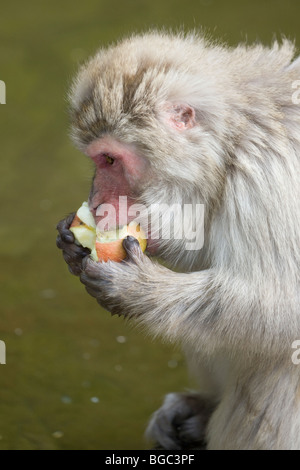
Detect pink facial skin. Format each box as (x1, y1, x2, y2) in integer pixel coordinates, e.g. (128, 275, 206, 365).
(85, 136, 157, 253)
(86, 136, 148, 220)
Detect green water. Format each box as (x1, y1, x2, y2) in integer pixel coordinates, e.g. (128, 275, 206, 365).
(0, 0, 299, 450)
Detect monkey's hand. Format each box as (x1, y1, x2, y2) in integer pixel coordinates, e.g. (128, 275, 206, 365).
(56, 213, 91, 276)
(146, 392, 215, 450)
(79, 235, 281, 356)
(79, 235, 156, 316)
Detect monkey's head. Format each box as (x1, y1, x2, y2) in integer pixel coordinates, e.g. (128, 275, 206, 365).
(68, 32, 279, 268)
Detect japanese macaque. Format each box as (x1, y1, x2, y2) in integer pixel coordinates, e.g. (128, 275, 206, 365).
(56, 32, 300, 450)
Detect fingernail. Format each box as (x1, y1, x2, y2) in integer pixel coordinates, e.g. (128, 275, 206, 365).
(126, 235, 137, 243)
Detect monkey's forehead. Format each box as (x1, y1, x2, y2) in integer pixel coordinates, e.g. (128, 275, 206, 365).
(69, 32, 297, 111)
(68, 32, 297, 149)
(72, 33, 208, 94)
(69, 32, 218, 112)
(68, 33, 220, 148)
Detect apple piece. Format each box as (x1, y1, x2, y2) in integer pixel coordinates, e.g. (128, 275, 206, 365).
(69, 201, 147, 263)
(95, 238, 127, 263)
(70, 225, 96, 251)
(90, 247, 98, 262)
(70, 214, 83, 227)
(95, 221, 147, 262)
(70, 201, 96, 253)
(76, 201, 96, 228)
(127, 221, 147, 253)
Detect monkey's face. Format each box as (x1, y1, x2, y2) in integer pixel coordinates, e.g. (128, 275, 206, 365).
(82, 133, 208, 266)
(69, 36, 228, 267)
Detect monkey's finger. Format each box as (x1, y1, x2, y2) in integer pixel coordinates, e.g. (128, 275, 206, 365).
(56, 212, 76, 231)
(123, 236, 143, 262)
(56, 213, 76, 243)
(82, 255, 115, 279)
(82, 255, 101, 273)
(81, 274, 113, 297)
(81, 257, 103, 280)
(63, 250, 83, 266)
(80, 271, 101, 288)
(68, 263, 82, 276)
(57, 235, 90, 256)
(56, 216, 70, 233)
(83, 281, 110, 306)
(56, 234, 73, 248)
(62, 231, 74, 244)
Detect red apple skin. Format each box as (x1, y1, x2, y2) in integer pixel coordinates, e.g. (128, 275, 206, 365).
(70, 215, 84, 227)
(95, 225, 147, 262)
(95, 239, 127, 262)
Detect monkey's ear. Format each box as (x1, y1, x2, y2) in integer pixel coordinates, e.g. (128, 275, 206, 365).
(163, 103, 196, 130)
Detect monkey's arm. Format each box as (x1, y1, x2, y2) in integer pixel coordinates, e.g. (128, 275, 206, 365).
(80, 237, 289, 356)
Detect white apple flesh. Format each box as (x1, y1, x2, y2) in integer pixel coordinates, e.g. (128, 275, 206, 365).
(70, 202, 98, 260)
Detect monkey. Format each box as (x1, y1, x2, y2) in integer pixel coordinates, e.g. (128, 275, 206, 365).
(56, 32, 300, 450)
